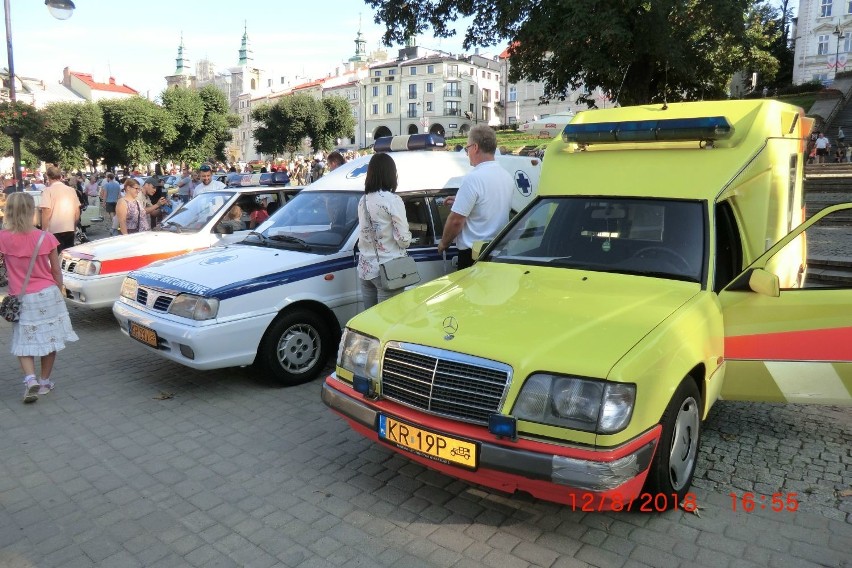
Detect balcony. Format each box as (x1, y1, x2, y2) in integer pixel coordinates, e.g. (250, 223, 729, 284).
(444, 89, 462, 98)
(444, 108, 461, 116)
(407, 110, 419, 118)
(385, 76, 396, 81)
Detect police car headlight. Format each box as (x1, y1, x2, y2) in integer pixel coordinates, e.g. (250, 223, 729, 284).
(120, 277, 138, 300)
(168, 294, 219, 320)
(73, 259, 101, 276)
(513, 374, 634, 434)
(337, 328, 380, 381)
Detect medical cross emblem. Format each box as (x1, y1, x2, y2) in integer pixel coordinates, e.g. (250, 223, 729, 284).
(346, 164, 369, 179)
(515, 171, 532, 196)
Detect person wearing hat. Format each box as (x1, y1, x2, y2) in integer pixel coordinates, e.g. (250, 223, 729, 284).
(194, 164, 226, 195)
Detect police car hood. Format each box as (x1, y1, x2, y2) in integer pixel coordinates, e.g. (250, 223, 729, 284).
(128, 244, 350, 298)
(357, 262, 700, 380)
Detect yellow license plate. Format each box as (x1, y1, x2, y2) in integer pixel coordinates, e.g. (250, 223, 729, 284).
(379, 415, 478, 470)
(129, 321, 158, 348)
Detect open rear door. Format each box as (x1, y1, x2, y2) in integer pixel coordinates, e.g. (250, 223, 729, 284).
(718, 204, 852, 405)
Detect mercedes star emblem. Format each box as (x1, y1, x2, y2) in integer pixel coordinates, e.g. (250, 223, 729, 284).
(442, 316, 458, 340)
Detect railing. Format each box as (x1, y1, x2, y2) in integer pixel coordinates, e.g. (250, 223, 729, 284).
(444, 108, 460, 116)
(444, 89, 461, 98)
(407, 110, 418, 118)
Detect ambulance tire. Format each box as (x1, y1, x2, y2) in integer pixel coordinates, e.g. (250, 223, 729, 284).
(643, 378, 701, 508)
(259, 309, 331, 386)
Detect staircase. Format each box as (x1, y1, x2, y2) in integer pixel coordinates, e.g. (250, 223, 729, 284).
(802, 164, 852, 285)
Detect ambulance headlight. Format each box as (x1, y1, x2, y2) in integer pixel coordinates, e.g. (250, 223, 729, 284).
(337, 328, 380, 382)
(120, 277, 138, 300)
(513, 374, 635, 434)
(168, 294, 219, 320)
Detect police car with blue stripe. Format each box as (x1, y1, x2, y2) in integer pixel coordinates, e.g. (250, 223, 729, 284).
(112, 135, 542, 385)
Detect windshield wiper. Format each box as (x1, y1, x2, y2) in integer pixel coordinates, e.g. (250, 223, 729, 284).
(268, 234, 310, 250)
(159, 221, 183, 233)
(243, 231, 270, 246)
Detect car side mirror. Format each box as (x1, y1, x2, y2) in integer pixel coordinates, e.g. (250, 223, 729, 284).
(748, 268, 780, 297)
(471, 240, 489, 261)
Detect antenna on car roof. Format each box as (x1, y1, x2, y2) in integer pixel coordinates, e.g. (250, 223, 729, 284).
(661, 61, 669, 111)
(613, 63, 630, 107)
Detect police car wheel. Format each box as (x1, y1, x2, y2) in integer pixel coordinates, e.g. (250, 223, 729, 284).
(259, 309, 330, 386)
(643, 377, 702, 507)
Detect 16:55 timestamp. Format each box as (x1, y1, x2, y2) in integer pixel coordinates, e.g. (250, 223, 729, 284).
(730, 492, 798, 512)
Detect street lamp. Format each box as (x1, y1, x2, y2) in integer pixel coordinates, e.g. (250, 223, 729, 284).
(834, 24, 844, 82)
(4, 0, 75, 190)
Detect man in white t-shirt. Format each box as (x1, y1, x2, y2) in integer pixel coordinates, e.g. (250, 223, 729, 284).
(40, 165, 81, 252)
(437, 125, 514, 269)
(193, 163, 226, 195)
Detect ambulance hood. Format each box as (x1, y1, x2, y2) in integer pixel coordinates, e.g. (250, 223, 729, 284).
(359, 262, 700, 380)
(128, 243, 350, 299)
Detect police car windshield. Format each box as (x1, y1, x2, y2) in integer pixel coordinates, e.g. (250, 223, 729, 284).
(250, 190, 361, 252)
(486, 197, 705, 283)
(160, 191, 235, 232)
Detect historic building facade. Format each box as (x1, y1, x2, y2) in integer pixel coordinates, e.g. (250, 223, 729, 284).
(792, 0, 852, 85)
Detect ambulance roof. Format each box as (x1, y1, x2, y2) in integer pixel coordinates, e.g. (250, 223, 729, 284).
(540, 99, 809, 201)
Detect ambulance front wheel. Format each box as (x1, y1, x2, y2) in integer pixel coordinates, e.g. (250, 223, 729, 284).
(643, 378, 702, 508)
(259, 309, 331, 386)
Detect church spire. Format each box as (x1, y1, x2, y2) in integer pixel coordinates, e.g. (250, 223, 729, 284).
(349, 13, 368, 64)
(238, 21, 253, 66)
(175, 33, 190, 75)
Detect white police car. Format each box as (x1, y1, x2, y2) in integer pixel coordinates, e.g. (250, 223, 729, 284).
(112, 135, 541, 385)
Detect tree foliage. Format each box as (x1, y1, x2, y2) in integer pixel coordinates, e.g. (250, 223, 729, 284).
(197, 85, 240, 163)
(252, 94, 354, 155)
(160, 87, 207, 165)
(365, 0, 783, 105)
(25, 102, 102, 170)
(97, 97, 176, 170)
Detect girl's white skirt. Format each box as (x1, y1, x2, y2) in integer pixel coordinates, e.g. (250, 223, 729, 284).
(11, 286, 79, 357)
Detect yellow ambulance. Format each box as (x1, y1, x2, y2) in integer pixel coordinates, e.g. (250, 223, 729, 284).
(322, 100, 852, 509)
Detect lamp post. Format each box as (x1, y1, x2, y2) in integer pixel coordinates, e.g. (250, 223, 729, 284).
(4, 0, 75, 191)
(834, 24, 844, 82)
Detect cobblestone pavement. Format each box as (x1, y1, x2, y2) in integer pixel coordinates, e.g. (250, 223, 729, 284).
(0, 304, 849, 568)
(0, 212, 849, 567)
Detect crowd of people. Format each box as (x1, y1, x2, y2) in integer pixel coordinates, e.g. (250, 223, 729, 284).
(807, 127, 850, 164)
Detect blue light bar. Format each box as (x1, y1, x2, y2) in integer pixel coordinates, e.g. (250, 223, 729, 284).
(563, 116, 733, 144)
(374, 133, 446, 153)
(488, 414, 517, 439)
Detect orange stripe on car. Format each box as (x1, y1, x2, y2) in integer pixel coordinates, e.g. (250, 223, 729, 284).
(100, 251, 196, 275)
(725, 326, 852, 362)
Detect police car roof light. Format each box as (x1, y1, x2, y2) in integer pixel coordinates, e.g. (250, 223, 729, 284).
(562, 116, 733, 145)
(374, 134, 446, 153)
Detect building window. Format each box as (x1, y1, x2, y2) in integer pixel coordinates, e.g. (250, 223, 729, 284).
(445, 101, 460, 115)
(813, 73, 829, 84)
(386, 102, 393, 113)
(387, 85, 393, 96)
(482, 89, 491, 103)
(509, 86, 517, 102)
(374, 70, 382, 77)
(508, 116, 517, 124)
(821, 0, 833, 17)
(848, 0, 852, 13)
(267, 79, 272, 87)
(408, 103, 418, 118)
(409, 84, 417, 99)
(481, 70, 486, 78)
(470, 103, 475, 112)
(409, 67, 417, 75)
(444, 82, 461, 97)
(487, 72, 492, 79)
(447, 64, 459, 77)
(470, 68, 474, 76)
(281, 76, 285, 83)
(470, 84, 475, 95)
(426, 101, 433, 112)
(427, 65, 434, 73)
(495, 91, 500, 101)
(372, 104, 378, 115)
(389, 68, 396, 75)
(426, 82, 433, 93)
(819, 34, 830, 55)
(482, 107, 491, 122)
(372, 86, 379, 97)
(845, 31, 852, 52)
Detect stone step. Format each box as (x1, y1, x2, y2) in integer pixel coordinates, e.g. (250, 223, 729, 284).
(809, 255, 852, 268)
(806, 266, 852, 285)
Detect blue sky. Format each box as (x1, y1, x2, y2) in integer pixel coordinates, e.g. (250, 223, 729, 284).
(7, 0, 481, 99)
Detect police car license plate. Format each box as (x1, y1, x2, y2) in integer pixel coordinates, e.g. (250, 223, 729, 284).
(129, 321, 158, 348)
(378, 415, 478, 470)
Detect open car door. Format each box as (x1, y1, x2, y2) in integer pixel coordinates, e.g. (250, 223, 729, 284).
(718, 203, 852, 405)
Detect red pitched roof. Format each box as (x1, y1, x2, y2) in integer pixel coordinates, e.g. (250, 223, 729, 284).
(291, 78, 325, 91)
(499, 42, 520, 60)
(70, 71, 138, 95)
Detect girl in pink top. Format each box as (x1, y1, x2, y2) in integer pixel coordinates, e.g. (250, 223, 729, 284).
(0, 192, 78, 403)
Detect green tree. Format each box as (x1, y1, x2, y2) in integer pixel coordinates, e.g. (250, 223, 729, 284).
(365, 0, 778, 105)
(253, 94, 354, 155)
(97, 97, 176, 171)
(25, 101, 103, 170)
(197, 85, 240, 163)
(160, 87, 206, 165)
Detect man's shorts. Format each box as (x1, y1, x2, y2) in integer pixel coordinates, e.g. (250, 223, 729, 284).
(105, 202, 116, 214)
(817, 148, 829, 157)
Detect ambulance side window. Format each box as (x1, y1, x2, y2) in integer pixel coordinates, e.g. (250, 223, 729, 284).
(403, 197, 434, 246)
(715, 200, 744, 292)
(430, 190, 459, 237)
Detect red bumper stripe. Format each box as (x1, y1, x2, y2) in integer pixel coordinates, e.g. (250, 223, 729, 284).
(100, 250, 197, 275)
(725, 326, 852, 362)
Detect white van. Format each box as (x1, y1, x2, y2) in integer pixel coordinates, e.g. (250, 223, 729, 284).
(113, 136, 542, 385)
